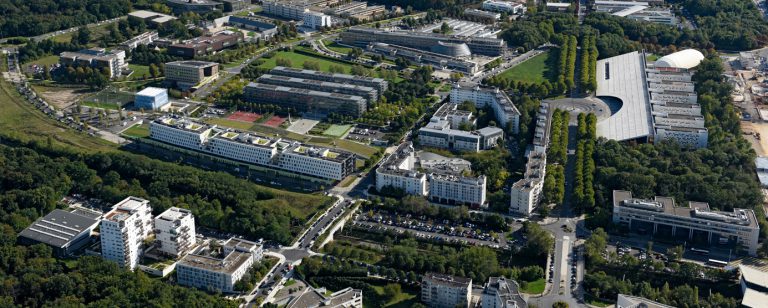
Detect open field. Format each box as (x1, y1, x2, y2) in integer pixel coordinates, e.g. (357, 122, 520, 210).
(520, 278, 545, 294)
(322, 124, 351, 137)
(128, 64, 151, 80)
(0, 79, 116, 151)
(258, 50, 354, 73)
(80, 100, 122, 110)
(227, 111, 261, 123)
(23, 55, 59, 70)
(322, 39, 354, 54)
(497, 50, 556, 84)
(263, 115, 286, 127)
(369, 282, 419, 307)
(121, 124, 150, 138)
(31, 84, 92, 109)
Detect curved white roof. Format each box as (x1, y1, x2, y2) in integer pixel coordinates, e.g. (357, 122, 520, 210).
(655, 49, 704, 69)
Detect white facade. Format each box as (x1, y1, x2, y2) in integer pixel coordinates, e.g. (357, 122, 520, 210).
(422, 273, 472, 308)
(278, 145, 349, 181)
(176, 238, 263, 293)
(303, 11, 332, 29)
(150, 117, 212, 151)
(207, 132, 278, 166)
(482, 0, 525, 14)
(154, 207, 196, 257)
(612, 190, 761, 256)
(510, 151, 546, 216)
(100, 197, 153, 270)
(429, 174, 487, 206)
(263, 1, 308, 20)
(451, 84, 520, 133)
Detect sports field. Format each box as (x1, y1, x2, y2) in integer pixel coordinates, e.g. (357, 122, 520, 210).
(227, 111, 262, 123)
(323, 124, 351, 137)
(497, 51, 556, 84)
(263, 115, 287, 127)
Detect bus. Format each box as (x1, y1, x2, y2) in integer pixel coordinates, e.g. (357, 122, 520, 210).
(690, 247, 710, 255)
(707, 259, 728, 268)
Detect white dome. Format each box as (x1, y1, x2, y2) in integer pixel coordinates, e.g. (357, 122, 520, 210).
(655, 49, 705, 69)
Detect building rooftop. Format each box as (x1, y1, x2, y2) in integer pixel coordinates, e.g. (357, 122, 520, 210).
(223, 237, 262, 253)
(213, 129, 279, 149)
(178, 239, 254, 275)
(170, 32, 242, 50)
(756, 157, 768, 187)
(613, 190, 759, 228)
(18, 209, 100, 248)
(271, 66, 387, 84)
(104, 197, 150, 223)
(483, 277, 527, 308)
(157, 117, 211, 133)
(156, 207, 193, 222)
(596, 51, 653, 141)
(166, 60, 219, 68)
(616, 294, 674, 308)
(136, 87, 167, 97)
(129, 10, 174, 19)
(286, 287, 362, 308)
(423, 272, 472, 288)
(741, 265, 768, 290)
(246, 82, 367, 102)
(228, 16, 277, 30)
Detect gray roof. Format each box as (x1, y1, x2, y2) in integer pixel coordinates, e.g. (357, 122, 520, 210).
(595, 51, 653, 141)
(616, 294, 674, 308)
(18, 209, 99, 248)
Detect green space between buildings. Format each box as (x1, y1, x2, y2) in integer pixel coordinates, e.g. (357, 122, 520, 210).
(258, 49, 355, 74)
(497, 50, 557, 84)
(122, 123, 150, 138)
(322, 39, 354, 54)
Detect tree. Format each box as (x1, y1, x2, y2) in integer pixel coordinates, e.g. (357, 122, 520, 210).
(440, 22, 452, 34)
(383, 283, 401, 298)
(552, 301, 569, 308)
(276, 58, 292, 67)
(76, 27, 91, 45)
(302, 60, 321, 71)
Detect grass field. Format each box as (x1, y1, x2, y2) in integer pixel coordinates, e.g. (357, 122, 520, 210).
(322, 124, 351, 137)
(122, 124, 150, 138)
(80, 101, 122, 110)
(129, 64, 151, 80)
(206, 117, 257, 131)
(520, 278, 545, 294)
(50, 22, 113, 45)
(24, 55, 60, 68)
(259, 50, 354, 73)
(322, 39, 354, 54)
(369, 282, 419, 307)
(584, 294, 613, 307)
(0, 76, 116, 152)
(497, 51, 556, 84)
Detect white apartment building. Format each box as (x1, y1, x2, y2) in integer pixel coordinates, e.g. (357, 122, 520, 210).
(176, 237, 263, 293)
(419, 103, 504, 152)
(482, 0, 525, 14)
(154, 207, 196, 257)
(612, 190, 761, 256)
(150, 117, 213, 151)
(59, 48, 127, 78)
(451, 83, 520, 133)
(375, 143, 429, 196)
(100, 197, 154, 270)
(303, 11, 332, 29)
(510, 151, 546, 216)
(428, 173, 487, 207)
(120, 31, 160, 50)
(149, 117, 355, 181)
(263, 1, 309, 20)
(481, 277, 527, 308)
(422, 273, 472, 308)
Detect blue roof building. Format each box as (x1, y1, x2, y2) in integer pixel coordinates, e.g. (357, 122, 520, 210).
(135, 87, 170, 110)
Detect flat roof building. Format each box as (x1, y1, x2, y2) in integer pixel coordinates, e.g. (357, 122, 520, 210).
(451, 83, 520, 133)
(154, 207, 196, 257)
(739, 265, 768, 308)
(60, 48, 126, 78)
(616, 294, 674, 308)
(135, 87, 170, 111)
(510, 151, 546, 216)
(595, 51, 652, 142)
(422, 273, 472, 308)
(464, 8, 501, 23)
(227, 16, 278, 39)
(166, 0, 222, 14)
(612, 190, 761, 256)
(128, 10, 178, 27)
(164, 60, 219, 90)
(755, 156, 768, 188)
(176, 237, 263, 293)
(168, 31, 244, 58)
(18, 208, 101, 257)
(481, 277, 528, 308)
(285, 287, 363, 308)
(482, 0, 526, 14)
(256, 73, 378, 105)
(340, 27, 506, 57)
(269, 66, 388, 96)
(119, 31, 159, 51)
(101, 197, 154, 270)
(244, 82, 367, 117)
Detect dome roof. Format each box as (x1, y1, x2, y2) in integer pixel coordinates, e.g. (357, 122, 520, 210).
(655, 49, 705, 69)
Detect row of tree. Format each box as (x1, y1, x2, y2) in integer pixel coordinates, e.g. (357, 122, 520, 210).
(573, 113, 597, 210)
(579, 33, 598, 93)
(0, 0, 132, 37)
(547, 109, 570, 165)
(558, 35, 578, 92)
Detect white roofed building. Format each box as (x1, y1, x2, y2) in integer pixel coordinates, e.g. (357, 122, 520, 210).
(655, 49, 705, 69)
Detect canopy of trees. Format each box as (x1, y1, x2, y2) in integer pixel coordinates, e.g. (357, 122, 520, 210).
(0, 0, 132, 38)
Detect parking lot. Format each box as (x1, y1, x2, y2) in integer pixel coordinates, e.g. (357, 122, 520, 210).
(345, 126, 386, 145)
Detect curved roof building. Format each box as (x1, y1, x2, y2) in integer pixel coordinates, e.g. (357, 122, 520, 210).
(432, 42, 472, 57)
(655, 49, 704, 69)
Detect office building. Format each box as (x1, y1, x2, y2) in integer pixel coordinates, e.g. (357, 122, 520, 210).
(366, 42, 480, 75)
(654, 125, 708, 149)
(594, 0, 677, 25)
(256, 74, 378, 105)
(285, 287, 363, 308)
(739, 265, 768, 308)
(135, 87, 170, 110)
(128, 10, 178, 27)
(509, 151, 546, 216)
(546, 2, 571, 11)
(263, 1, 309, 20)
(269, 66, 388, 96)
(376, 142, 487, 207)
(342, 5, 387, 21)
(164, 60, 219, 90)
(464, 8, 501, 23)
(227, 16, 278, 39)
(756, 156, 768, 187)
(150, 117, 356, 181)
(154, 207, 196, 257)
(482, 0, 526, 14)
(419, 103, 504, 151)
(119, 31, 159, 51)
(244, 82, 367, 117)
(616, 294, 673, 308)
(612, 190, 761, 256)
(17, 208, 101, 257)
(451, 83, 520, 133)
(220, 0, 248, 12)
(421, 273, 472, 308)
(303, 11, 332, 29)
(340, 27, 506, 57)
(59, 48, 126, 78)
(166, 0, 222, 14)
(100, 197, 154, 270)
(482, 277, 527, 308)
(176, 237, 263, 293)
(168, 31, 244, 58)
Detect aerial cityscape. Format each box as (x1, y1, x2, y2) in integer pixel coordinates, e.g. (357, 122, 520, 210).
(2, 0, 768, 307)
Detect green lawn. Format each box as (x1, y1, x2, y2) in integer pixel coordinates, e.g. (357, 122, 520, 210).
(24, 55, 60, 68)
(585, 294, 613, 307)
(322, 124, 351, 137)
(80, 101, 122, 110)
(366, 282, 419, 307)
(322, 40, 354, 54)
(129, 64, 151, 80)
(259, 50, 354, 73)
(122, 124, 150, 138)
(332, 139, 378, 158)
(520, 278, 545, 294)
(206, 117, 257, 131)
(497, 51, 556, 84)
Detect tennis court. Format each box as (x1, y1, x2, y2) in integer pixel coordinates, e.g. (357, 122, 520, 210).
(323, 124, 352, 137)
(226, 111, 262, 123)
(264, 115, 287, 127)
